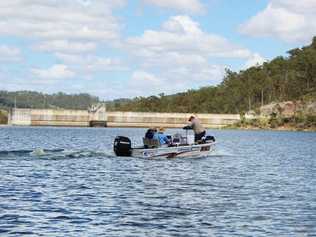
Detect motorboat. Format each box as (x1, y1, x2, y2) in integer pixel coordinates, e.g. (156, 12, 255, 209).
(113, 130, 216, 159)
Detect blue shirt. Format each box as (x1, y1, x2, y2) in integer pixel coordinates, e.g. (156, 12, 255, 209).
(153, 132, 169, 145)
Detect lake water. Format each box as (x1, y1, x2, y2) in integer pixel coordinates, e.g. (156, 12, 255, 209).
(0, 126, 315, 236)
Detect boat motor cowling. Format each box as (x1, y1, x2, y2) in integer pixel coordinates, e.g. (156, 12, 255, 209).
(204, 135, 215, 142)
(114, 136, 132, 156)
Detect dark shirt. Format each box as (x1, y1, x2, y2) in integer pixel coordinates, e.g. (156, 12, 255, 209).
(145, 129, 155, 139)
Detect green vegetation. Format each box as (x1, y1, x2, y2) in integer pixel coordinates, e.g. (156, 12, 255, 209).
(0, 91, 100, 110)
(108, 37, 316, 113)
(229, 113, 316, 131)
(0, 110, 8, 124)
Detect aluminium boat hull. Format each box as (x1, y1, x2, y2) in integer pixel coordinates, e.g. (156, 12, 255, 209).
(131, 142, 216, 159)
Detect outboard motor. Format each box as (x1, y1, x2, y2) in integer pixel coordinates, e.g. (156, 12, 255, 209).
(204, 135, 216, 143)
(113, 136, 132, 156)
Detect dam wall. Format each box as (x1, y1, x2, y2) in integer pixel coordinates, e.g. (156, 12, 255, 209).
(9, 108, 91, 126)
(30, 109, 90, 126)
(9, 108, 240, 128)
(9, 104, 107, 127)
(9, 109, 32, 126)
(106, 112, 240, 128)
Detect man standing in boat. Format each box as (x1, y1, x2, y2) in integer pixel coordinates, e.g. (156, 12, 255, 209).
(184, 115, 206, 142)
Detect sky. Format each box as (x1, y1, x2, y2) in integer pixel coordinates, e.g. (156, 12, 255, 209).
(1, 0, 316, 100)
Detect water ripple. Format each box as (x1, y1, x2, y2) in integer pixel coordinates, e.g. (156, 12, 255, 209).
(0, 127, 315, 236)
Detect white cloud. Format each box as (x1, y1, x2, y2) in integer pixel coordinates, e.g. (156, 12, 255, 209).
(127, 16, 252, 61)
(31, 64, 75, 81)
(244, 53, 267, 69)
(0, 45, 21, 62)
(275, 0, 316, 14)
(130, 70, 162, 93)
(123, 15, 261, 95)
(132, 70, 161, 83)
(128, 71, 167, 97)
(0, 1, 128, 86)
(240, 0, 316, 43)
(55, 53, 126, 73)
(126, 66, 226, 97)
(0, 1, 124, 42)
(35, 40, 97, 54)
(143, 0, 205, 14)
(162, 15, 202, 34)
(0, 0, 127, 72)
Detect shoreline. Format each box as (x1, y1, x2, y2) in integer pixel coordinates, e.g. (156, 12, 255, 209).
(1, 123, 315, 132)
(224, 125, 316, 132)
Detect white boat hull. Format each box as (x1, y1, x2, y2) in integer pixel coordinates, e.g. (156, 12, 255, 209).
(131, 142, 216, 159)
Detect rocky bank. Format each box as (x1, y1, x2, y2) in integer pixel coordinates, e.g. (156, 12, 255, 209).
(234, 100, 316, 131)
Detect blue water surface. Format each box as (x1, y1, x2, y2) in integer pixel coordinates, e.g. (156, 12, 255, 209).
(0, 126, 315, 236)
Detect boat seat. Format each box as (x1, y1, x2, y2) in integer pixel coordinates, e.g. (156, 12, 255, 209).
(143, 138, 160, 148)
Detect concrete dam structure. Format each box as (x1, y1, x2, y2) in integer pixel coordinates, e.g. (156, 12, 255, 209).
(9, 107, 240, 128)
(106, 112, 240, 128)
(8, 104, 107, 127)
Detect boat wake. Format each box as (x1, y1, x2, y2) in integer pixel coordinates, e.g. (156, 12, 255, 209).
(207, 149, 235, 158)
(0, 148, 115, 160)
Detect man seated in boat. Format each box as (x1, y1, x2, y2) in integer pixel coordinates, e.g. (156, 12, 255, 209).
(143, 127, 170, 148)
(153, 127, 170, 146)
(183, 115, 206, 142)
(145, 128, 155, 139)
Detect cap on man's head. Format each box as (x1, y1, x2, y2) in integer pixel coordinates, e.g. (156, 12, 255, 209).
(188, 115, 195, 121)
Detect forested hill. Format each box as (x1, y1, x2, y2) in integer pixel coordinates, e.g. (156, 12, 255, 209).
(0, 91, 100, 110)
(108, 37, 316, 114)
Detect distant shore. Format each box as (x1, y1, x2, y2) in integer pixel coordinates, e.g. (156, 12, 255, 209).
(225, 122, 316, 132)
(1, 123, 315, 132)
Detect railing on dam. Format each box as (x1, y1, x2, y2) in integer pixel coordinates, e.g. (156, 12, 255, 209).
(8, 108, 240, 128)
